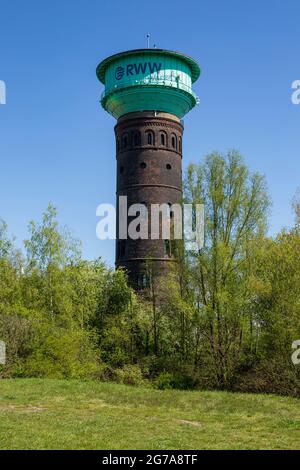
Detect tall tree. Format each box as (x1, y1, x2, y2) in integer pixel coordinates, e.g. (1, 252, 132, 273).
(0, 219, 22, 312)
(24, 203, 81, 322)
(184, 150, 270, 386)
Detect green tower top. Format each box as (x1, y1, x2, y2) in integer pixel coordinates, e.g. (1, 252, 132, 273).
(96, 48, 201, 119)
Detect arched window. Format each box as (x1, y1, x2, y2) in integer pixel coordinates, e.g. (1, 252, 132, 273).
(122, 134, 128, 149)
(178, 137, 182, 152)
(160, 132, 167, 146)
(140, 162, 147, 169)
(171, 134, 177, 149)
(133, 131, 141, 147)
(168, 202, 174, 218)
(146, 131, 154, 145)
(166, 163, 172, 170)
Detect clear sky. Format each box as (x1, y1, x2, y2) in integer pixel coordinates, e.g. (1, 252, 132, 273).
(0, 0, 299, 266)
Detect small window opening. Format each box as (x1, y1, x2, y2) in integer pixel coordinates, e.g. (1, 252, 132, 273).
(133, 132, 140, 146)
(118, 240, 126, 258)
(137, 274, 150, 288)
(168, 202, 174, 218)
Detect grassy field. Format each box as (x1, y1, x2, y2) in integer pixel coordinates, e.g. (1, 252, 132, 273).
(0, 378, 299, 450)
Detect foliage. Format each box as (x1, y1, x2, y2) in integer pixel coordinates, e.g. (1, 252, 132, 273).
(0, 153, 299, 397)
(114, 364, 145, 386)
(183, 150, 270, 387)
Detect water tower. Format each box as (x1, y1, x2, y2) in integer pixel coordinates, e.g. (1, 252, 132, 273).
(96, 48, 200, 288)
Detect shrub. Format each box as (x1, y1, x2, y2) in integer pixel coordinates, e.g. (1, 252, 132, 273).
(232, 359, 300, 397)
(18, 322, 101, 379)
(154, 371, 197, 390)
(154, 372, 174, 390)
(114, 364, 145, 386)
(0, 313, 32, 377)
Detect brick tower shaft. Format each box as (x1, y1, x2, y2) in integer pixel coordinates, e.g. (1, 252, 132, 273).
(115, 111, 183, 287)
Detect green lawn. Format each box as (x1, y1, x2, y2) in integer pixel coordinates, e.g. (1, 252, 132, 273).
(0, 378, 299, 450)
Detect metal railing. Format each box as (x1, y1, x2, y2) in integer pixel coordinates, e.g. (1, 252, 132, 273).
(101, 75, 198, 101)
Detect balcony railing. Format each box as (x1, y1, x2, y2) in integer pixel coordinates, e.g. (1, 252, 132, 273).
(101, 75, 198, 102)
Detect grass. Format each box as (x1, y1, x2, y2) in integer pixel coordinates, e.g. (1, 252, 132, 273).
(0, 378, 299, 450)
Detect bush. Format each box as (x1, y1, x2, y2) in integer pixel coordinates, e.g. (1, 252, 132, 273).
(232, 359, 300, 397)
(154, 370, 197, 390)
(0, 313, 32, 377)
(17, 322, 101, 379)
(114, 364, 145, 386)
(154, 372, 174, 390)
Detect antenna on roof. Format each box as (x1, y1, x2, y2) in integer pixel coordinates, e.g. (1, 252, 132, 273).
(146, 34, 150, 49)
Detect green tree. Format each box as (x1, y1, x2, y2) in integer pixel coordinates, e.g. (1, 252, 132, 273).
(24, 203, 81, 323)
(184, 150, 270, 386)
(0, 219, 24, 315)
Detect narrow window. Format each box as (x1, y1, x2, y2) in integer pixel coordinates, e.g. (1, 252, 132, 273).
(168, 202, 173, 218)
(179, 137, 182, 152)
(166, 163, 172, 170)
(120, 166, 124, 174)
(142, 274, 150, 287)
(123, 135, 128, 148)
(140, 162, 147, 169)
(137, 274, 149, 288)
(160, 133, 165, 146)
(133, 132, 140, 146)
(118, 240, 126, 258)
(147, 132, 153, 145)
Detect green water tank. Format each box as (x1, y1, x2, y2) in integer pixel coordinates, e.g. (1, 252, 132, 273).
(96, 48, 201, 119)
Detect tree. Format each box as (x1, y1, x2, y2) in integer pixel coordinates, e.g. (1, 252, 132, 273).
(184, 150, 270, 386)
(24, 203, 81, 322)
(292, 188, 300, 226)
(0, 219, 13, 259)
(0, 219, 22, 313)
(236, 226, 300, 396)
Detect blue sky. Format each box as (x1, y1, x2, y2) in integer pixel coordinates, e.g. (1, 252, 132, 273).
(0, 0, 299, 266)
